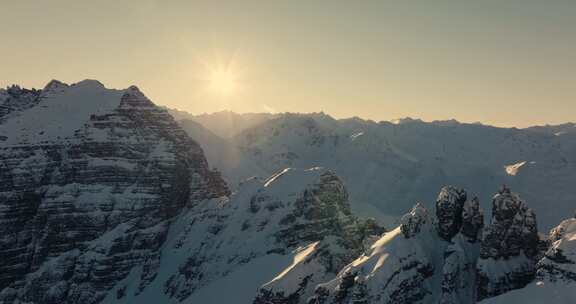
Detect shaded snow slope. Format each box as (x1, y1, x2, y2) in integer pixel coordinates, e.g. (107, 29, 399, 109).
(0, 80, 125, 145)
(182, 112, 576, 230)
(98, 167, 382, 304)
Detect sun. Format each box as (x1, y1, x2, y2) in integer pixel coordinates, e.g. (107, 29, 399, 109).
(208, 65, 238, 97)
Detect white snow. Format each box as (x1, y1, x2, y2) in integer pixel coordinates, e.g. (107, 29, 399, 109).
(264, 168, 292, 187)
(482, 281, 576, 304)
(505, 161, 527, 176)
(269, 241, 320, 283)
(350, 131, 364, 140)
(0, 80, 125, 145)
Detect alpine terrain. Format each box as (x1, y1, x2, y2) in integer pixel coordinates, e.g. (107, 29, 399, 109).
(0, 80, 574, 303)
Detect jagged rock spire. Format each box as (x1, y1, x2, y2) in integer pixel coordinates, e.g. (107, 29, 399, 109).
(400, 203, 429, 238)
(436, 186, 468, 240)
(477, 186, 540, 300)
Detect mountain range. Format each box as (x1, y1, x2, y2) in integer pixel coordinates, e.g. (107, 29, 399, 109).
(0, 80, 574, 303)
(170, 108, 576, 231)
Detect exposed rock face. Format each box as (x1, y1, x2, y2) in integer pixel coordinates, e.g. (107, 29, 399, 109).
(251, 169, 384, 304)
(537, 218, 576, 283)
(476, 186, 540, 300)
(0, 85, 42, 124)
(400, 203, 429, 238)
(303, 186, 485, 304)
(440, 244, 469, 304)
(438, 197, 484, 304)
(460, 198, 484, 242)
(435, 186, 467, 241)
(0, 81, 229, 303)
(480, 217, 576, 304)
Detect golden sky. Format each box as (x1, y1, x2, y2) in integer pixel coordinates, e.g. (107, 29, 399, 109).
(1, 0, 575, 127)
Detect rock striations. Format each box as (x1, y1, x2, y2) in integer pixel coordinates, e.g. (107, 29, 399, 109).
(0, 80, 228, 303)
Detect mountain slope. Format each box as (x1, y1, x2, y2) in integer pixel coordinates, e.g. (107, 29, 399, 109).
(167, 109, 277, 138)
(183, 112, 576, 230)
(0, 80, 229, 303)
(266, 186, 543, 304)
(99, 167, 382, 304)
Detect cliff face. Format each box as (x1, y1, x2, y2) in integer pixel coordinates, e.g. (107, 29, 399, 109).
(276, 186, 544, 304)
(481, 217, 576, 304)
(290, 186, 484, 304)
(0, 80, 228, 303)
(476, 186, 540, 300)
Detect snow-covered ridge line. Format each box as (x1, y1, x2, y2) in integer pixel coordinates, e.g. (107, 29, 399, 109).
(0, 79, 153, 146)
(175, 106, 576, 231)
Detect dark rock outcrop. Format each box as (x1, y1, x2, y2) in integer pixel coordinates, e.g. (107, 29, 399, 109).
(435, 186, 467, 241)
(476, 186, 540, 300)
(400, 203, 429, 239)
(306, 186, 482, 304)
(0, 85, 42, 123)
(460, 198, 484, 242)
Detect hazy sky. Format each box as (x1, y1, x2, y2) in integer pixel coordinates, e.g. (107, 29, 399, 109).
(1, 0, 574, 127)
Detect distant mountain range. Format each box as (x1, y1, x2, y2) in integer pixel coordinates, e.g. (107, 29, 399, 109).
(169, 108, 576, 230)
(0, 80, 574, 303)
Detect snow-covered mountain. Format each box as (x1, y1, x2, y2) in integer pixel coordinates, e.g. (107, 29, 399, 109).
(177, 111, 576, 230)
(0, 81, 382, 303)
(1, 80, 575, 304)
(263, 186, 542, 304)
(0, 80, 229, 303)
(168, 109, 277, 138)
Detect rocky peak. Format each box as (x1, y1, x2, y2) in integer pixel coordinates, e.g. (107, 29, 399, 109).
(482, 186, 539, 259)
(118, 85, 155, 110)
(0, 80, 229, 303)
(0, 85, 42, 122)
(400, 203, 430, 238)
(477, 186, 540, 300)
(435, 186, 467, 240)
(253, 169, 384, 302)
(537, 218, 576, 283)
(42, 79, 69, 95)
(269, 169, 383, 267)
(73, 79, 105, 89)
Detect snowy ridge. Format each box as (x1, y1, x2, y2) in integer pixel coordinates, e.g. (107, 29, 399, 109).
(179, 110, 576, 230)
(0, 80, 125, 145)
(103, 167, 381, 304)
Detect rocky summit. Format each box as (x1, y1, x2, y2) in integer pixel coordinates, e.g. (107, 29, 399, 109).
(0, 80, 229, 303)
(477, 186, 540, 300)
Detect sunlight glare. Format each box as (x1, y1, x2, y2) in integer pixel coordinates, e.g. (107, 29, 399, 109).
(208, 65, 238, 97)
